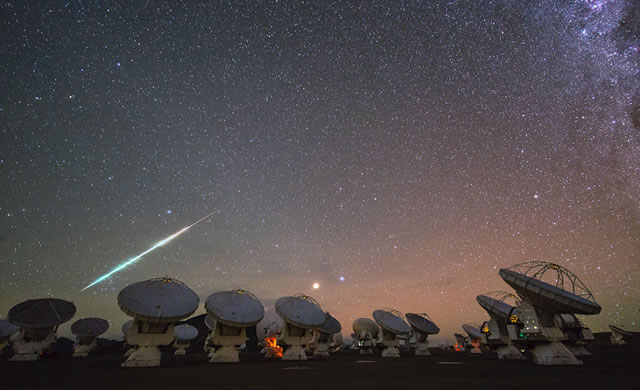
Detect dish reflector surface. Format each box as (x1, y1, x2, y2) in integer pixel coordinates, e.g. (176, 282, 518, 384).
(476, 295, 516, 320)
(204, 314, 216, 330)
(8, 298, 76, 328)
(0, 320, 19, 338)
(71, 317, 109, 337)
(318, 312, 341, 335)
(205, 289, 264, 326)
(352, 318, 379, 334)
(174, 324, 198, 340)
(499, 264, 601, 315)
(462, 324, 482, 338)
(609, 325, 632, 337)
(122, 320, 133, 335)
(117, 277, 199, 322)
(405, 313, 440, 335)
(275, 294, 325, 328)
(373, 309, 411, 335)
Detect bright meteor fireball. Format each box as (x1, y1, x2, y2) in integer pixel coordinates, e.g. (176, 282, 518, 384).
(80, 211, 216, 292)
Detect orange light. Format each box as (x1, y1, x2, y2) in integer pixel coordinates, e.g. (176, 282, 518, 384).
(264, 337, 283, 358)
(509, 314, 519, 323)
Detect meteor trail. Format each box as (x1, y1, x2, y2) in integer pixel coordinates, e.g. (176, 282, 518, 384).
(80, 210, 216, 292)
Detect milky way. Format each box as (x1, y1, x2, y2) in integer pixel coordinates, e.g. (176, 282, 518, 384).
(1, 0, 638, 339)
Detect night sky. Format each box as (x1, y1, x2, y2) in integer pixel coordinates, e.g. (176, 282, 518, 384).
(1, 1, 639, 340)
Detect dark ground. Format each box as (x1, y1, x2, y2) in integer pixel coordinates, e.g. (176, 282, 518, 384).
(1, 333, 638, 390)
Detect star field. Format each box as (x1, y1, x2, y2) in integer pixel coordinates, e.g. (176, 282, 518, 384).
(1, 0, 639, 340)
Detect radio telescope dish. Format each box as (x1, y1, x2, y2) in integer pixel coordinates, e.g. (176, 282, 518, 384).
(8, 298, 76, 328)
(117, 277, 200, 367)
(7, 298, 76, 361)
(204, 314, 216, 330)
(275, 294, 325, 360)
(71, 317, 109, 357)
(405, 313, 439, 356)
(206, 289, 265, 327)
(205, 289, 264, 363)
(312, 312, 342, 357)
(275, 294, 326, 329)
(609, 325, 632, 345)
(462, 324, 483, 354)
(0, 320, 19, 351)
(476, 291, 521, 321)
(499, 261, 601, 315)
(373, 309, 411, 358)
(499, 262, 601, 365)
(352, 318, 379, 355)
(118, 277, 200, 322)
(72, 317, 109, 337)
(453, 333, 468, 351)
(475, 292, 525, 360)
(173, 324, 198, 356)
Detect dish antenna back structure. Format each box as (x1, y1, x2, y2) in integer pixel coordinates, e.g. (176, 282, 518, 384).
(121, 320, 135, 357)
(311, 312, 342, 357)
(71, 317, 109, 357)
(462, 324, 483, 354)
(275, 294, 325, 360)
(203, 314, 217, 356)
(373, 309, 411, 358)
(453, 333, 468, 352)
(608, 325, 632, 345)
(118, 277, 199, 367)
(205, 289, 264, 363)
(0, 320, 19, 352)
(499, 261, 601, 365)
(405, 313, 440, 356)
(352, 318, 379, 355)
(173, 324, 198, 356)
(476, 291, 525, 359)
(7, 298, 76, 361)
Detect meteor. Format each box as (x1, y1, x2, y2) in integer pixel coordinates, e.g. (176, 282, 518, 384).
(80, 211, 216, 292)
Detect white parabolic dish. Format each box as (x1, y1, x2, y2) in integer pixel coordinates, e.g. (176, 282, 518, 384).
(174, 324, 198, 341)
(71, 317, 110, 337)
(117, 277, 200, 322)
(373, 309, 411, 335)
(275, 295, 325, 328)
(205, 289, 265, 326)
(0, 320, 20, 338)
(353, 318, 379, 334)
(405, 313, 440, 335)
(8, 298, 76, 328)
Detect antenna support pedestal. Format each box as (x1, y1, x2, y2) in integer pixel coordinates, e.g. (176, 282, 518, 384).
(531, 341, 583, 365)
(121, 320, 175, 367)
(9, 327, 56, 361)
(280, 323, 312, 361)
(415, 339, 430, 356)
(72, 337, 97, 357)
(121, 345, 163, 367)
(209, 324, 246, 363)
(173, 340, 190, 356)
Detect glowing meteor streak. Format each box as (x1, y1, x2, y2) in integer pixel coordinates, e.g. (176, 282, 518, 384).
(80, 211, 216, 292)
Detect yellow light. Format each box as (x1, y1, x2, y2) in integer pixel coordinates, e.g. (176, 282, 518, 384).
(509, 314, 519, 323)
